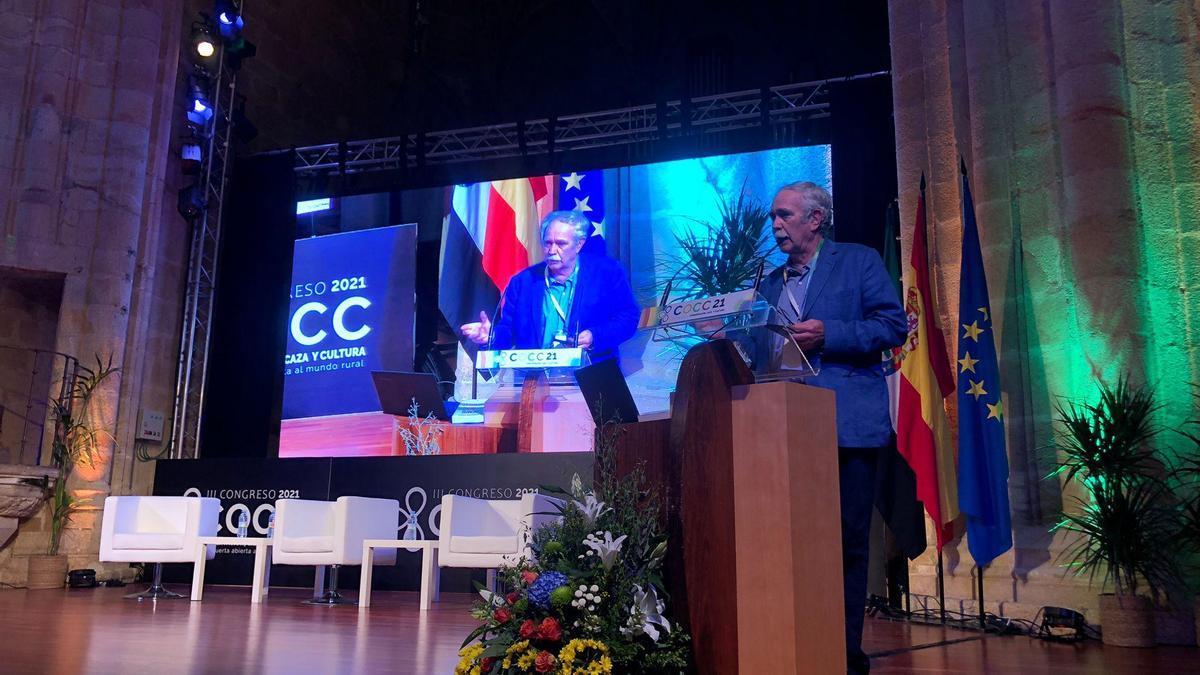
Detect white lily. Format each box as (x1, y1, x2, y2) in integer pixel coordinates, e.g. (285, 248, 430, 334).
(583, 530, 626, 570)
(570, 473, 586, 501)
(478, 588, 504, 607)
(573, 492, 611, 526)
(624, 584, 671, 642)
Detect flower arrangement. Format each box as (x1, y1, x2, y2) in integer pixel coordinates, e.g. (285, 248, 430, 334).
(456, 436, 690, 674)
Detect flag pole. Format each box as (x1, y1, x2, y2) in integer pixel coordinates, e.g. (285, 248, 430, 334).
(936, 547, 946, 624)
(977, 564, 986, 629)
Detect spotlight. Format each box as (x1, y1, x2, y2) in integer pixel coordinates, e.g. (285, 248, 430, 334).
(215, 1, 244, 39)
(223, 37, 256, 71)
(190, 21, 216, 60)
(177, 183, 205, 220)
(186, 70, 213, 126)
(181, 142, 202, 175)
(1036, 606, 1087, 642)
(231, 96, 258, 144)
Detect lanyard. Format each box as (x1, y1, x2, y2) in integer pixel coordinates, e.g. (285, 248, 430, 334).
(783, 272, 806, 320)
(545, 266, 574, 323)
(782, 241, 822, 321)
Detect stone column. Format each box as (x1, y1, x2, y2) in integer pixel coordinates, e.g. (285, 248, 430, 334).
(889, 0, 1200, 640)
(0, 0, 188, 583)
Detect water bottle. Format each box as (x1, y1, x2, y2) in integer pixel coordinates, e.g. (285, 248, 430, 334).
(237, 511, 249, 538)
(267, 512, 276, 540)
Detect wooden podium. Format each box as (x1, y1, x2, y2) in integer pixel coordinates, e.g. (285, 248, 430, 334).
(613, 340, 845, 674)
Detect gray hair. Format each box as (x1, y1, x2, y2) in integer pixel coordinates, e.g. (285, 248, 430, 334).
(540, 209, 591, 243)
(778, 181, 834, 237)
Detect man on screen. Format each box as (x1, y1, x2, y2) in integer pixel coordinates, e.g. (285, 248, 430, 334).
(460, 210, 639, 361)
(755, 181, 906, 675)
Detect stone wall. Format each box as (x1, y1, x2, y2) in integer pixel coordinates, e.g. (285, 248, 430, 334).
(889, 0, 1200, 641)
(0, 270, 64, 466)
(0, 0, 188, 583)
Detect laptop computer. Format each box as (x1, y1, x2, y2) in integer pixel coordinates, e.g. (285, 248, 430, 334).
(370, 371, 450, 420)
(573, 358, 640, 425)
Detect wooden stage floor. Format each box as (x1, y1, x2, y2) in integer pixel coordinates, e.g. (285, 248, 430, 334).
(1, 585, 1196, 674)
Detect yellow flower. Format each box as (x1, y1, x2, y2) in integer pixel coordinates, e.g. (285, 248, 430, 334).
(501, 640, 533, 671)
(454, 644, 485, 675)
(557, 639, 612, 675)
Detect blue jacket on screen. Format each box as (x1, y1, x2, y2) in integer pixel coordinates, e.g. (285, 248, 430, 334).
(753, 240, 907, 448)
(490, 253, 640, 362)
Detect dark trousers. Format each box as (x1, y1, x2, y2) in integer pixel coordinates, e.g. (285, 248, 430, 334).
(840, 447, 878, 675)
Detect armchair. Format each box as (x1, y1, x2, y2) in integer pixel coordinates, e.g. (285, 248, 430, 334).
(272, 496, 400, 605)
(99, 496, 220, 600)
(437, 492, 563, 590)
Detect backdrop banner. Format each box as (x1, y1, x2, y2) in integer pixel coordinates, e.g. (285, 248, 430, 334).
(153, 453, 594, 591)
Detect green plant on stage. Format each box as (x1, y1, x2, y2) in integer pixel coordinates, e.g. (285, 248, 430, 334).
(46, 355, 120, 556)
(1048, 376, 1181, 598)
(1170, 386, 1200, 580)
(657, 185, 773, 299)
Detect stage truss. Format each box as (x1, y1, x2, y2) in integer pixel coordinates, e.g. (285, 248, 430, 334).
(291, 72, 886, 178)
(170, 47, 239, 459)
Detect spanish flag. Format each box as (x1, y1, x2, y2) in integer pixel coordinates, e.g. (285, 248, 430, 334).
(896, 175, 959, 549)
(438, 177, 557, 343)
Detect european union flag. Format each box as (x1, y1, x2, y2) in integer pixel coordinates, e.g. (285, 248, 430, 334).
(956, 160, 1012, 568)
(557, 170, 607, 256)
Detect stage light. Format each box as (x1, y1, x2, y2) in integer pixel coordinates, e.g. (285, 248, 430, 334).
(181, 142, 202, 175)
(191, 22, 216, 60)
(215, 1, 244, 39)
(186, 70, 213, 126)
(223, 37, 257, 71)
(177, 183, 205, 220)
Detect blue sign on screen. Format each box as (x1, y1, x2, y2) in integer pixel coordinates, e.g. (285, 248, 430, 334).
(282, 224, 416, 419)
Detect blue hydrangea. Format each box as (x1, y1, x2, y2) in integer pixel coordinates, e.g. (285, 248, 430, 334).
(527, 571, 568, 609)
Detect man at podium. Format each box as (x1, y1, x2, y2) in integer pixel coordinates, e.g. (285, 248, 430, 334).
(759, 181, 907, 675)
(459, 210, 639, 361)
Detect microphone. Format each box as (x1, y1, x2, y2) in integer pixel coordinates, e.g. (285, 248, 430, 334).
(484, 295, 503, 353)
(658, 280, 673, 309)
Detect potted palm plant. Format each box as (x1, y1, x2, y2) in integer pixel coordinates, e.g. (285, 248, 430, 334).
(1170, 386, 1200, 644)
(26, 356, 119, 590)
(1050, 377, 1181, 647)
(657, 186, 774, 299)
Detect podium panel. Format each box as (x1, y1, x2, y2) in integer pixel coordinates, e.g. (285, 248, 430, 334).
(612, 341, 844, 674)
(731, 381, 844, 674)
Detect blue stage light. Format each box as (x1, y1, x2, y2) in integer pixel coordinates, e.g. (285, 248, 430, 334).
(215, 2, 244, 39)
(187, 71, 214, 125)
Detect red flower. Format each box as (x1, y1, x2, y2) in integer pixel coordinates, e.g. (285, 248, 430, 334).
(538, 617, 562, 642)
(481, 657, 497, 672)
(506, 592, 520, 605)
(521, 571, 539, 586)
(534, 651, 557, 673)
(492, 608, 511, 624)
(519, 619, 538, 639)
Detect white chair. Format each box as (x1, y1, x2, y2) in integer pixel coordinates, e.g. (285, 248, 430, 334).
(99, 496, 220, 600)
(272, 496, 400, 605)
(437, 492, 563, 589)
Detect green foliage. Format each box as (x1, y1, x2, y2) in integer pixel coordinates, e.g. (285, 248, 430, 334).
(45, 355, 120, 555)
(457, 419, 690, 674)
(1049, 376, 1181, 597)
(658, 186, 773, 298)
(1169, 386, 1200, 572)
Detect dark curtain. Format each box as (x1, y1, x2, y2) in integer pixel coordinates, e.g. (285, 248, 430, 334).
(829, 76, 899, 253)
(199, 153, 296, 458)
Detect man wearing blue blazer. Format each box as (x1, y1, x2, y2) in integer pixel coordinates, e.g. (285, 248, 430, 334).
(460, 210, 639, 362)
(755, 182, 907, 675)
